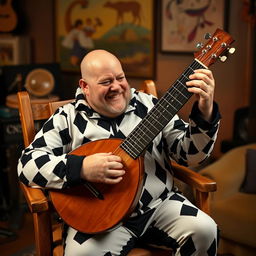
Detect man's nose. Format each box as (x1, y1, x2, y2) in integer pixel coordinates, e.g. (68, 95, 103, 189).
(110, 79, 121, 90)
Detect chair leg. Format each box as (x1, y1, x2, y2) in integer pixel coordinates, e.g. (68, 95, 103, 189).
(33, 212, 53, 256)
(195, 190, 210, 215)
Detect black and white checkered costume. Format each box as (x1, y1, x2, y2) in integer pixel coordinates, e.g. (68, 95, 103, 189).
(18, 87, 221, 255)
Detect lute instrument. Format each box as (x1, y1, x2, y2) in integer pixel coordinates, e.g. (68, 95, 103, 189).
(50, 28, 235, 234)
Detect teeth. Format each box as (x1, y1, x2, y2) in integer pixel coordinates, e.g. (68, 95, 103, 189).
(107, 93, 120, 99)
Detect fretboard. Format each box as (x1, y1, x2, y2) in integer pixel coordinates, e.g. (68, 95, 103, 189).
(120, 59, 206, 159)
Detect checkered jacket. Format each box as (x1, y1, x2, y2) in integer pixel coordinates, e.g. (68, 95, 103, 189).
(18, 87, 220, 215)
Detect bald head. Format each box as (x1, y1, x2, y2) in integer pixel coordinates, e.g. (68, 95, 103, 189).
(80, 50, 123, 81)
(78, 49, 131, 118)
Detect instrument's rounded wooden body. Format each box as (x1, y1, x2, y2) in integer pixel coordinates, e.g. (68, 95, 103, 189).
(49, 28, 236, 235)
(50, 138, 144, 234)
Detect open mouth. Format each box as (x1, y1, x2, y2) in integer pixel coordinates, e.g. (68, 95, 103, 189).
(106, 92, 122, 100)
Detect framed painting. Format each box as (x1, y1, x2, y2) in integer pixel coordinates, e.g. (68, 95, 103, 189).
(0, 36, 30, 66)
(55, 0, 156, 78)
(161, 0, 228, 53)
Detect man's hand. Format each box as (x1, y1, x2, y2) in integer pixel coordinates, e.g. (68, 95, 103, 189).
(186, 69, 215, 122)
(81, 152, 125, 184)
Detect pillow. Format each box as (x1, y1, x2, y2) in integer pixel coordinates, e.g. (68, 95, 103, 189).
(240, 148, 256, 194)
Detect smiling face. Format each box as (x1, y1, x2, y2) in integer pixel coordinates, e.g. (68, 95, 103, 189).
(79, 50, 131, 118)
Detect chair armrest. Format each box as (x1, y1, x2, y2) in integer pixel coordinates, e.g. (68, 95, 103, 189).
(20, 183, 49, 213)
(171, 161, 217, 192)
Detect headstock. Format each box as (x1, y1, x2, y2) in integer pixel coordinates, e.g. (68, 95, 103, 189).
(194, 28, 235, 67)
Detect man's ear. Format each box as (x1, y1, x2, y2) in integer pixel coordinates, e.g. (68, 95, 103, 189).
(79, 79, 88, 90)
(79, 79, 89, 97)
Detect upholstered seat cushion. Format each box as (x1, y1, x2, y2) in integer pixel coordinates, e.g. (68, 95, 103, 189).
(211, 192, 256, 248)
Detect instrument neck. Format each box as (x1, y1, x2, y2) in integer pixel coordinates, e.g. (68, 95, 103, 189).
(120, 59, 206, 159)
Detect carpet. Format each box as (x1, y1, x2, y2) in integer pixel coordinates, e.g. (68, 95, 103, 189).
(11, 245, 35, 256)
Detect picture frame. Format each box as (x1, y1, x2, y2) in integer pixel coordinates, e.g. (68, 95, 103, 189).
(0, 36, 30, 66)
(161, 0, 228, 53)
(55, 0, 156, 78)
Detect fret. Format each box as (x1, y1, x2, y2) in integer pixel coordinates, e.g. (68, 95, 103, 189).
(176, 77, 190, 88)
(121, 59, 206, 159)
(131, 130, 152, 147)
(165, 86, 189, 110)
(131, 114, 163, 138)
(176, 79, 189, 91)
(124, 122, 157, 149)
(121, 138, 143, 155)
(124, 137, 145, 152)
(168, 87, 186, 105)
(126, 129, 151, 149)
(125, 124, 158, 151)
(172, 83, 191, 100)
(144, 115, 165, 130)
(186, 66, 196, 75)
(181, 73, 190, 82)
(157, 96, 178, 112)
(149, 106, 170, 123)
(122, 146, 138, 159)
(122, 143, 141, 158)
(159, 96, 179, 113)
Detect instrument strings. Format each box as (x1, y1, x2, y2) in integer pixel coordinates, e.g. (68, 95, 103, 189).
(121, 59, 208, 159)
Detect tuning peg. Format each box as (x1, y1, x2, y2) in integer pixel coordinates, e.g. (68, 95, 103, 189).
(196, 42, 204, 49)
(219, 55, 227, 62)
(204, 33, 212, 39)
(228, 48, 236, 54)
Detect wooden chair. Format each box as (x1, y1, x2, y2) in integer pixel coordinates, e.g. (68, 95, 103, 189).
(17, 80, 217, 256)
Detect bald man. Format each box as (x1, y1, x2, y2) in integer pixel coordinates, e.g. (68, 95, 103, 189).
(18, 50, 221, 255)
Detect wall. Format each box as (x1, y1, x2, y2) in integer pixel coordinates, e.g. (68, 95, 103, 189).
(155, 1, 253, 158)
(22, 0, 253, 158)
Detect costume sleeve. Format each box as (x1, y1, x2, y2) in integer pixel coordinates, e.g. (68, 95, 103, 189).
(17, 107, 84, 189)
(162, 101, 221, 167)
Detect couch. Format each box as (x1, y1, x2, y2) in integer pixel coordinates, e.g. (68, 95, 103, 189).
(200, 143, 256, 256)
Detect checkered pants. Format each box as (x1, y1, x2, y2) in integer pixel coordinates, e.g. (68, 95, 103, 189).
(64, 192, 218, 256)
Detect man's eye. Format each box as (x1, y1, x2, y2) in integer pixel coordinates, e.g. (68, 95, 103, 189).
(99, 80, 111, 85)
(117, 77, 124, 81)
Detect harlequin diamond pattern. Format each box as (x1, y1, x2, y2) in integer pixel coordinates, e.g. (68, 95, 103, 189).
(180, 204, 198, 217)
(17, 87, 220, 252)
(180, 236, 196, 255)
(59, 128, 72, 145)
(32, 172, 48, 187)
(155, 160, 167, 184)
(43, 118, 54, 133)
(74, 112, 88, 133)
(140, 188, 153, 208)
(73, 231, 93, 244)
